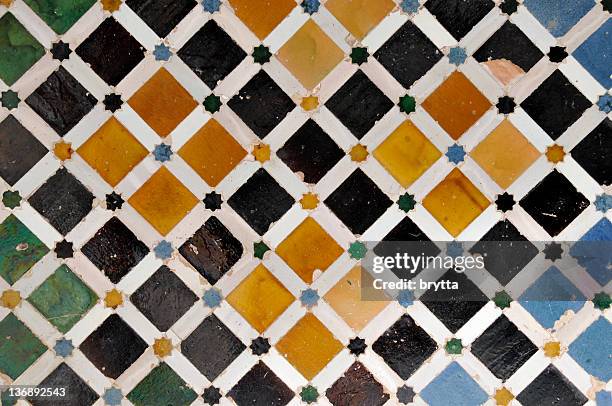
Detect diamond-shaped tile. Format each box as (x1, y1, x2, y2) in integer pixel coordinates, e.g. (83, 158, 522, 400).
(228, 361, 294, 405)
(516, 365, 587, 406)
(77, 117, 148, 187)
(128, 68, 198, 137)
(425, 0, 495, 40)
(571, 118, 611, 186)
(24, 0, 95, 34)
(325, 0, 395, 40)
(422, 71, 491, 140)
(568, 317, 611, 381)
(178, 119, 246, 187)
(228, 0, 295, 39)
(326, 362, 390, 406)
(570, 218, 612, 286)
(127, 363, 197, 406)
(29, 363, 99, 406)
(0, 313, 47, 379)
(277, 20, 344, 90)
(524, 0, 594, 37)
(421, 362, 488, 406)
(128, 167, 198, 235)
(0, 116, 47, 186)
(125, 0, 196, 37)
(226, 264, 294, 333)
(573, 20, 611, 88)
(0, 13, 45, 86)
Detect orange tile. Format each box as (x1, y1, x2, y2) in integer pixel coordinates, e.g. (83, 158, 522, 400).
(422, 71, 491, 140)
(77, 117, 148, 186)
(326, 0, 395, 39)
(178, 119, 246, 187)
(54, 141, 73, 161)
(546, 144, 565, 164)
(349, 144, 368, 162)
(128, 167, 198, 235)
(276, 313, 343, 380)
(128, 68, 197, 137)
(229, 0, 296, 40)
(301, 96, 319, 111)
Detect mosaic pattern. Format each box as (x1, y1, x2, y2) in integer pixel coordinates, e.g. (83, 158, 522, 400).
(0, 0, 610, 405)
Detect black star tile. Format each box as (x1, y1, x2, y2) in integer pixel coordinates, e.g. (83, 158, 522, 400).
(25, 67, 97, 136)
(103, 93, 123, 112)
(326, 362, 389, 406)
(203, 191, 223, 210)
(0, 116, 47, 186)
(76, 18, 145, 86)
(178, 20, 247, 89)
(570, 118, 611, 186)
(228, 362, 294, 406)
(496, 96, 516, 114)
(81, 217, 149, 283)
(228, 168, 295, 235)
(325, 70, 393, 139)
(471, 315, 538, 380)
(548, 46, 568, 62)
(348, 337, 367, 355)
(521, 70, 591, 140)
(543, 242, 563, 261)
(425, 0, 495, 40)
(519, 170, 589, 236)
(126, 0, 196, 37)
(29, 363, 98, 406)
(50, 41, 71, 61)
(178, 216, 243, 284)
(374, 21, 442, 89)
(517, 365, 587, 406)
(105, 192, 124, 210)
(54, 240, 74, 259)
(372, 315, 437, 379)
(80, 314, 147, 379)
(495, 192, 515, 212)
(277, 119, 344, 184)
(499, 0, 518, 14)
(130, 266, 197, 331)
(228, 70, 295, 138)
(182, 314, 245, 380)
(250, 337, 271, 355)
(203, 386, 222, 405)
(324, 169, 392, 235)
(28, 168, 94, 235)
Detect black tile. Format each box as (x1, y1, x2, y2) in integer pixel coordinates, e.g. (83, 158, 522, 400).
(348, 337, 367, 355)
(277, 119, 344, 184)
(228, 168, 295, 234)
(25, 67, 97, 136)
(81, 217, 149, 283)
(126, 0, 196, 37)
(228, 70, 295, 138)
(80, 314, 147, 379)
(228, 362, 294, 406)
(250, 337, 270, 355)
(471, 315, 538, 380)
(0, 116, 47, 186)
(326, 362, 390, 406)
(76, 18, 145, 86)
(324, 169, 392, 235)
(29, 363, 98, 406)
(571, 118, 612, 186)
(372, 315, 437, 379)
(521, 70, 591, 140)
(474, 21, 543, 73)
(178, 20, 247, 89)
(130, 266, 197, 331)
(50, 41, 71, 61)
(517, 365, 587, 406)
(325, 70, 393, 139)
(182, 314, 245, 380)
(178, 216, 243, 283)
(519, 170, 589, 236)
(374, 21, 442, 89)
(203, 387, 222, 405)
(425, 0, 495, 40)
(28, 168, 94, 235)
(469, 220, 539, 285)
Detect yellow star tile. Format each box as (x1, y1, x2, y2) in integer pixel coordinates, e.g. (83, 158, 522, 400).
(101, 0, 121, 12)
(226, 264, 294, 333)
(276, 313, 343, 380)
(229, 0, 295, 40)
(276, 217, 343, 283)
(543, 341, 561, 357)
(301, 96, 319, 111)
(300, 193, 319, 210)
(1, 289, 21, 309)
(153, 338, 173, 357)
(128, 167, 198, 235)
(178, 119, 247, 187)
(54, 141, 73, 161)
(77, 117, 148, 187)
(252, 143, 271, 163)
(326, 0, 395, 40)
(277, 20, 344, 90)
(494, 387, 514, 406)
(349, 144, 368, 162)
(470, 120, 540, 189)
(546, 144, 565, 164)
(374, 121, 441, 187)
(104, 289, 123, 308)
(423, 168, 490, 237)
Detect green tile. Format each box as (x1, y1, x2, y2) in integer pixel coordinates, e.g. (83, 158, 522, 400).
(23, 0, 96, 34)
(127, 363, 197, 406)
(0, 313, 47, 379)
(0, 13, 45, 86)
(28, 265, 98, 333)
(0, 214, 49, 285)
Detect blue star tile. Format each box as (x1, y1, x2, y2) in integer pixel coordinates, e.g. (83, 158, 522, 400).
(446, 144, 466, 164)
(569, 317, 612, 381)
(574, 20, 612, 88)
(301, 0, 320, 14)
(421, 362, 487, 406)
(524, 0, 595, 37)
(597, 94, 612, 113)
(203, 0, 221, 13)
(596, 391, 611, 406)
(446, 241, 463, 258)
(569, 218, 612, 285)
(300, 288, 319, 308)
(400, 0, 420, 13)
(153, 144, 173, 162)
(103, 388, 123, 406)
(448, 47, 467, 65)
(397, 290, 414, 308)
(153, 44, 172, 61)
(54, 338, 73, 357)
(154, 240, 173, 259)
(594, 194, 612, 212)
(203, 288, 222, 308)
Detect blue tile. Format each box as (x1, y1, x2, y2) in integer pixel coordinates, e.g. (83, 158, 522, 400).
(524, 0, 595, 37)
(574, 20, 611, 88)
(569, 317, 612, 381)
(421, 362, 487, 406)
(569, 218, 612, 285)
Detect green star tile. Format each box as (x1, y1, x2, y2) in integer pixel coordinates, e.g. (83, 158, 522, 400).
(0, 313, 47, 379)
(127, 363, 197, 406)
(0, 13, 45, 86)
(27, 265, 98, 333)
(23, 0, 97, 34)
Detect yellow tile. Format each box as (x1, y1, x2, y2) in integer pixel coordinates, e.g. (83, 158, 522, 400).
(546, 144, 565, 164)
(374, 121, 441, 187)
(229, 0, 295, 40)
(153, 338, 172, 357)
(101, 0, 121, 12)
(423, 168, 490, 237)
(128, 68, 197, 137)
(178, 119, 246, 187)
(1, 290, 21, 309)
(77, 117, 148, 187)
(226, 264, 294, 333)
(301, 96, 319, 111)
(54, 141, 73, 161)
(470, 120, 540, 189)
(128, 167, 198, 235)
(300, 193, 319, 210)
(349, 144, 368, 162)
(326, 0, 395, 40)
(252, 143, 270, 163)
(494, 388, 514, 406)
(276, 217, 343, 283)
(276, 313, 343, 380)
(324, 266, 388, 331)
(277, 20, 344, 90)
(104, 289, 123, 308)
(543, 341, 561, 357)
